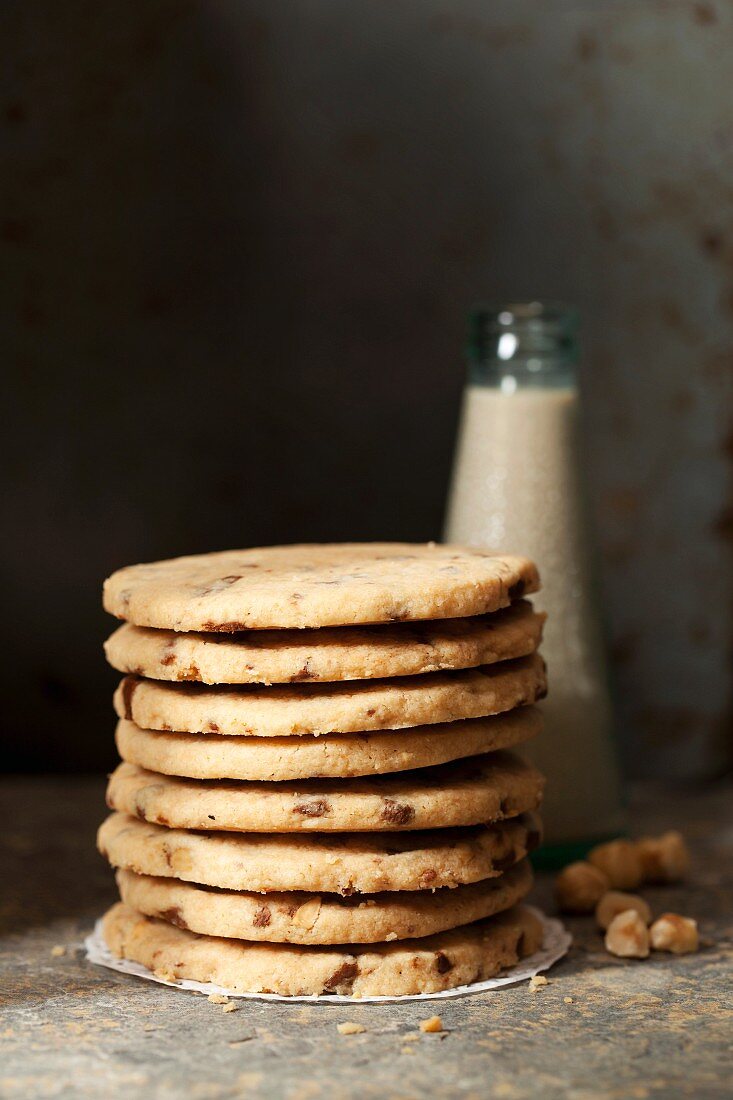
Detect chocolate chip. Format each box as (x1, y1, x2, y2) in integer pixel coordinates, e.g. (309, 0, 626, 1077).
(158, 907, 188, 930)
(435, 952, 453, 973)
(493, 851, 518, 872)
(419, 868, 437, 886)
(207, 722, 220, 734)
(202, 621, 248, 632)
(253, 905, 271, 928)
(162, 844, 173, 868)
(160, 640, 177, 667)
(381, 799, 415, 826)
(290, 662, 312, 682)
(207, 814, 216, 821)
(294, 799, 331, 818)
(120, 677, 139, 720)
(324, 960, 358, 993)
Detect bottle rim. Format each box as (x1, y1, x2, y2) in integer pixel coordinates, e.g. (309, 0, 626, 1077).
(468, 300, 579, 363)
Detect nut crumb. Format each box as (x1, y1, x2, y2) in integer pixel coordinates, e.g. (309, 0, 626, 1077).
(649, 913, 699, 955)
(605, 910, 650, 958)
(596, 890, 652, 931)
(563, 996, 573, 1004)
(208, 993, 230, 1005)
(555, 861, 609, 913)
(222, 1002, 238, 1013)
(337, 1022, 366, 1035)
(50, 945, 66, 957)
(385, 932, 398, 941)
(529, 975, 549, 991)
(419, 1015, 443, 1033)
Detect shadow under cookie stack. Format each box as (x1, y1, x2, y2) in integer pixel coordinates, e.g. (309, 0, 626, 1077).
(98, 543, 548, 998)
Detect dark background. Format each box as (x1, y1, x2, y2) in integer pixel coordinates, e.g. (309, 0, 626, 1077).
(2, 1, 731, 776)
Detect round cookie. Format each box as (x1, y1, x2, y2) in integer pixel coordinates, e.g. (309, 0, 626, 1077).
(102, 902, 544, 996)
(103, 542, 540, 631)
(115, 707, 542, 781)
(115, 859, 532, 944)
(104, 600, 545, 685)
(98, 811, 542, 894)
(106, 752, 544, 832)
(113, 653, 547, 737)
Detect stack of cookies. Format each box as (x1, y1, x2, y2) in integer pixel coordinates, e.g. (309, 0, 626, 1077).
(97, 543, 548, 997)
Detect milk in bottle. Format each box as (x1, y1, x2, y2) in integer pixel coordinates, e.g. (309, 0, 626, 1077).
(445, 303, 624, 854)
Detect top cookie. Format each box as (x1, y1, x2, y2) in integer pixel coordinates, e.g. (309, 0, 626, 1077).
(103, 543, 540, 631)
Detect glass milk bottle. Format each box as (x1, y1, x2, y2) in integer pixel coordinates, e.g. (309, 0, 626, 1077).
(445, 302, 624, 857)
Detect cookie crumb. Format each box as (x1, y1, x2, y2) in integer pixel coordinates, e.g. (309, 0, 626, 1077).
(384, 932, 398, 941)
(400, 1045, 416, 1055)
(419, 1015, 443, 1033)
(402, 1032, 421, 1043)
(563, 996, 573, 1004)
(222, 1002, 238, 1013)
(529, 975, 549, 991)
(208, 993, 230, 1005)
(50, 945, 66, 957)
(337, 1022, 366, 1035)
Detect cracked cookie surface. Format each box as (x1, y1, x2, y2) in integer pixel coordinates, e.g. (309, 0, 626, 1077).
(103, 542, 539, 631)
(114, 859, 532, 944)
(104, 600, 544, 684)
(106, 752, 544, 832)
(101, 902, 544, 996)
(97, 811, 542, 893)
(113, 653, 547, 737)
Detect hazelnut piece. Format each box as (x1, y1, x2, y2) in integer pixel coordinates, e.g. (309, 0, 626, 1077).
(588, 839, 643, 890)
(636, 832, 690, 883)
(649, 913, 699, 955)
(595, 891, 652, 930)
(555, 861, 609, 913)
(604, 910, 650, 958)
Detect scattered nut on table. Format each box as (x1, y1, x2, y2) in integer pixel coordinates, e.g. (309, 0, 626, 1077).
(595, 890, 652, 930)
(419, 1016, 443, 1033)
(588, 839, 644, 890)
(637, 832, 691, 883)
(649, 913, 699, 954)
(555, 861, 610, 912)
(604, 910, 650, 958)
(337, 1022, 366, 1035)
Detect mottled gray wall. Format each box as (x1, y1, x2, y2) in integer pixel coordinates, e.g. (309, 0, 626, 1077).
(3, 0, 731, 775)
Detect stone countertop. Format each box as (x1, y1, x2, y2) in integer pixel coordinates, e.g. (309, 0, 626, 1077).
(2, 776, 731, 1100)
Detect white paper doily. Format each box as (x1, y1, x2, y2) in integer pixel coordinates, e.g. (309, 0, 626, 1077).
(84, 906, 570, 1004)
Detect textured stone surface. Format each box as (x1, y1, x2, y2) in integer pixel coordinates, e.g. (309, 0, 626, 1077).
(2, 776, 732, 1099)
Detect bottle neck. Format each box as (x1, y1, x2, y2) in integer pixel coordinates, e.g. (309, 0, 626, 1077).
(468, 301, 578, 390)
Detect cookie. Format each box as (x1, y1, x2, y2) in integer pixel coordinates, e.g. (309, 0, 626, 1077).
(101, 902, 544, 996)
(104, 600, 545, 685)
(98, 811, 542, 894)
(103, 543, 539, 631)
(113, 653, 546, 738)
(115, 858, 532, 944)
(115, 707, 542, 781)
(106, 752, 544, 832)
